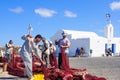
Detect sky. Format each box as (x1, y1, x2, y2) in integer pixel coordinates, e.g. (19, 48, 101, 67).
(0, 0, 120, 46)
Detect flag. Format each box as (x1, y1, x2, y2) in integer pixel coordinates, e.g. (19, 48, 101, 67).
(106, 13, 111, 21)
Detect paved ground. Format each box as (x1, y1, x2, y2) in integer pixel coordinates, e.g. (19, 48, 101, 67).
(0, 56, 120, 80)
(70, 56, 120, 80)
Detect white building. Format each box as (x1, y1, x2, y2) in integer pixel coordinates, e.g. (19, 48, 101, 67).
(50, 23, 120, 57)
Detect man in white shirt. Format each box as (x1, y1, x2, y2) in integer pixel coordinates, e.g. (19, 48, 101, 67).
(55, 31, 70, 69)
(20, 34, 43, 80)
(42, 37, 50, 68)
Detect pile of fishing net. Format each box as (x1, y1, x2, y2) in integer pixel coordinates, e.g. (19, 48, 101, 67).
(7, 52, 106, 80)
(7, 53, 44, 77)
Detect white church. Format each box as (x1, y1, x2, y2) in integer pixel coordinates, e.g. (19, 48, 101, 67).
(50, 23, 120, 57)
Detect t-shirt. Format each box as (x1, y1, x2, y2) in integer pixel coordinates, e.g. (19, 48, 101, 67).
(58, 37, 70, 53)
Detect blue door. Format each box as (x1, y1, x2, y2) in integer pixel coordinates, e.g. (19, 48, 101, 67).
(112, 44, 116, 54)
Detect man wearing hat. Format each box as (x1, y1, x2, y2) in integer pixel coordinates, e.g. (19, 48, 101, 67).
(55, 31, 70, 70)
(49, 41, 58, 68)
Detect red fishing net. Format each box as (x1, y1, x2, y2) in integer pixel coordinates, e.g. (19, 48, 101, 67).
(49, 52, 58, 68)
(6, 50, 106, 80)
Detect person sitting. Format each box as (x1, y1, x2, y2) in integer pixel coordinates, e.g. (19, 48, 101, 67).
(107, 48, 112, 56)
(80, 48, 85, 57)
(75, 48, 80, 57)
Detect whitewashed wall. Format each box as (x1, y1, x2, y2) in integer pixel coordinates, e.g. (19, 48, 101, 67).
(50, 29, 120, 57)
(90, 37, 107, 57)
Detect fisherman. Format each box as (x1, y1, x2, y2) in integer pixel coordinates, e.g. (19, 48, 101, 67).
(2, 40, 14, 73)
(41, 37, 50, 68)
(55, 31, 71, 70)
(20, 34, 43, 80)
(49, 41, 58, 68)
(5, 40, 14, 63)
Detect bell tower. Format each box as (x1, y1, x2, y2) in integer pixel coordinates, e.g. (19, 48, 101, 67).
(105, 13, 114, 49)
